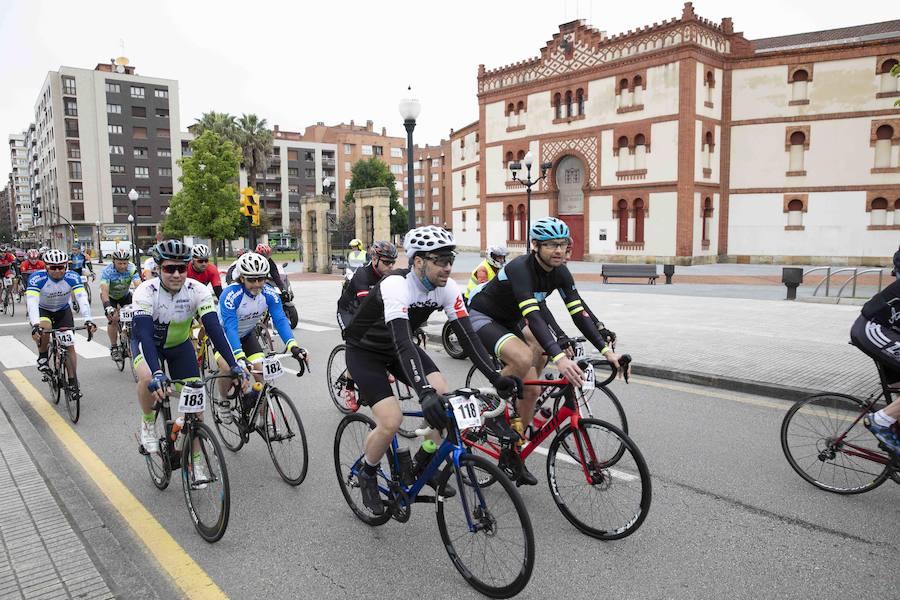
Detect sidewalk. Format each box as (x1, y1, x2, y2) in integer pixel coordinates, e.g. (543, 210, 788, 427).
(291, 279, 881, 400)
(0, 402, 113, 599)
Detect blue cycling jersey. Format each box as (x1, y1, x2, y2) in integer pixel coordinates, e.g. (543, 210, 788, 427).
(69, 252, 88, 272)
(219, 282, 296, 361)
(100, 263, 139, 300)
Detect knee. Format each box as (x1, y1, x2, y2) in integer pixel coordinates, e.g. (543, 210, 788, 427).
(377, 412, 403, 434)
(504, 346, 533, 374)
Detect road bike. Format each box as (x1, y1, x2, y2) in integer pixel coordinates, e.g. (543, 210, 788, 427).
(462, 357, 650, 540)
(207, 352, 310, 486)
(70, 273, 94, 314)
(1, 273, 15, 317)
(781, 355, 899, 494)
(139, 373, 233, 542)
(334, 387, 535, 598)
(40, 325, 93, 423)
(110, 304, 134, 373)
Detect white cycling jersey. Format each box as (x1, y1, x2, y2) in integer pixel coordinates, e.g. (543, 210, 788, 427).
(132, 277, 216, 348)
(26, 270, 92, 324)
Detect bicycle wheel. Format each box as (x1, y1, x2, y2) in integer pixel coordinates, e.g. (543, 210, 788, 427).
(84, 282, 92, 305)
(145, 411, 171, 490)
(208, 379, 245, 453)
(64, 378, 80, 423)
(547, 418, 651, 540)
(5, 287, 13, 318)
(442, 320, 467, 359)
(555, 386, 628, 464)
(263, 388, 308, 486)
(781, 393, 890, 494)
(333, 412, 392, 526)
(465, 363, 492, 389)
(181, 422, 230, 543)
(436, 453, 535, 598)
(327, 345, 356, 414)
(52, 349, 65, 405)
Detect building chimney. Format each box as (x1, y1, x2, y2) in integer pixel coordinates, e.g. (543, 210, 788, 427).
(381, 127, 386, 135)
(366, 120, 373, 131)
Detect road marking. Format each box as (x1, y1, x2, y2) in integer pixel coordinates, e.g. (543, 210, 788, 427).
(299, 323, 334, 332)
(5, 370, 228, 600)
(0, 315, 91, 328)
(0, 336, 37, 367)
(630, 376, 793, 412)
(72, 333, 110, 359)
(531, 446, 639, 481)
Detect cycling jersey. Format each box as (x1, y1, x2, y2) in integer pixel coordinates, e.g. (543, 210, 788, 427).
(187, 262, 223, 296)
(465, 260, 496, 300)
(467, 253, 608, 362)
(0, 252, 16, 267)
(20, 259, 45, 276)
(26, 270, 91, 325)
(861, 278, 900, 334)
(100, 263, 140, 300)
(69, 252, 93, 274)
(336, 263, 383, 331)
(219, 282, 296, 361)
(141, 257, 158, 279)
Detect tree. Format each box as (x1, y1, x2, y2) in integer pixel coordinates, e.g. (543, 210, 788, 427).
(162, 131, 243, 263)
(389, 199, 407, 236)
(191, 111, 237, 141)
(236, 114, 274, 193)
(344, 157, 407, 236)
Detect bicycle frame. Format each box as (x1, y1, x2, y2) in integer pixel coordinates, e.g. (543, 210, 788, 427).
(826, 395, 894, 466)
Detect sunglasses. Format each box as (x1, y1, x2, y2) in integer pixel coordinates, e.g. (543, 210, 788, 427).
(47, 265, 66, 271)
(243, 276, 266, 283)
(161, 264, 187, 274)
(378, 259, 396, 266)
(193, 259, 209, 264)
(540, 241, 571, 251)
(425, 254, 456, 267)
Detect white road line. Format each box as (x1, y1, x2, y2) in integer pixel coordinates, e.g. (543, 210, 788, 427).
(299, 323, 335, 332)
(532, 445, 639, 482)
(0, 335, 37, 367)
(73, 333, 111, 359)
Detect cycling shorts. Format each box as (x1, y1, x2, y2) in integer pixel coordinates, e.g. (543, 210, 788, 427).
(109, 293, 133, 309)
(472, 318, 525, 360)
(38, 306, 75, 330)
(345, 344, 439, 407)
(214, 331, 264, 364)
(131, 338, 199, 382)
(850, 315, 900, 381)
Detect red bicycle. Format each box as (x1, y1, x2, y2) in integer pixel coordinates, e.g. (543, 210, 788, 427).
(461, 358, 651, 540)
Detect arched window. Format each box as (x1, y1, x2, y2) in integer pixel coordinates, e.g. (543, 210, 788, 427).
(565, 90, 573, 117)
(505, 151, 513, 170)
(875, 124, 894, 168)
(516, 101, 525, 113)
(704, 130, 714, 170)
(507, 103, 516, 128)
(617, 136, 630, 172)
(788, 131, 807, 172)
(576, 88, 584, 116)
(617, 199, 629, 242)
(632, 75, 644, 105)
(790, 69, 809, 102)
(554, 93, 562, 119)
(507, 103, 515, 115)
(619, 78, 631, 108)
(634, 134, 647, 170)
(880, 59, 899, 94)
(461, 210, 467, 232)
(787, 198, 804, 227)
(475, 210, 481, 232)
(705, 70, 715, 104)
(870, 197, 888, 226)
(505, 204, 514, 241)
(702, 197, 713, 243)
(461, 173, 466, 187)
(633, 198, 645, 244)
(517, 150, 525, 161)
(516, 204, 526, 241)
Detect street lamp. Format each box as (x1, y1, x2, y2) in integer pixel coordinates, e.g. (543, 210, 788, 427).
(128, 188, 139, 266)
(509, 151, 553, 248)
(398, 86, 421, 233)
(95, 220, 103, 263)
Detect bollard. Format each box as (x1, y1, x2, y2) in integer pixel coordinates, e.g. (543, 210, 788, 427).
(782, 267, 803, 300)
(663, 264, 675, 285)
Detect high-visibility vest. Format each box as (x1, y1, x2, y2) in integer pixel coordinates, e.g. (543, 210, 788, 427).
(465, 260, 496, 299)
(347, 250, 367, 269)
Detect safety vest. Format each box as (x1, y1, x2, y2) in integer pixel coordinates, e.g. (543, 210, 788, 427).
(347, 250, 368, 269)
(465, 260, 496, 300)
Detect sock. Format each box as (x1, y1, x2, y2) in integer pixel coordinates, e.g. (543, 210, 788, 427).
(872, 409, 897, 427)
(142, 411, 155, 424)
(38, 351, 48, 360)
(363, 457, 379, 475)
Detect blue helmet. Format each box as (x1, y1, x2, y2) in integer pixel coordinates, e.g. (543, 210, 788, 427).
(530, 217, 569, 241)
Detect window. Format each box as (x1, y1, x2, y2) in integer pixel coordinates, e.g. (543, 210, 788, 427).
(105, 82, 120, 93)
(108, 124, 122, 134)
(130, 86, 145, 99)
(154, 88, 168, 98)
(344, 179, 351, 188)
(431, 187, 440, 195)
(704, 71, 715, 106)
(553, 93, 562, 119)
(160, 187, 173, 196)
(617, 136, 632, 172)
(565, 91, 573, 117)
(288, 185, 299, 194)
(362, 145, 373, 156)
(70, 183, 83, 201)
(110, 164, 125, 174)
(68, 161, 82, 179)
(158, 167, 172, 177)
(345, 162, 351, 172)
(133, 126, 148, 139)
(632, 76, 644, 105)
(66, 141, 80, 159)
(137, 205, 152, 217)
(107, 103, 121, 114)
(304, 168, 316, 178)
(789, 68, 809, 104)
(431, 158, 440, 167)
(373, 145, 383, 156)
(619, 78, 632, 108)
(617, 199, 629, 242)
(135, 166, 149, 178)
(461, 210, 467, 232)
(874, 124, 894, 168)
(879, 59, 899, 94)
(391, 147, 402, 158)
(109, 145, 124, 155)
(62, 76, 76, 95)
(390, 164, 403, 175)
(64, 99, 78, 116)
(344, 144, 353, 154)
(787, 130, 807, 175)
(576, 89, 585, 116)
(131, 106, 146, 118)
(786, 198, 805, 228)
(135, 187, 151, 198)
(634, 134, 648, 171)
(432, 202, 440, 210)
(432, 172, 439, 181)
(157, 128, 170, 138)
(157, 148, 171, 158)
(701, 197, 714, 247)
(633, 199, 645, 244)
(304, 151, 314, 161)
(287, 168, 299, 177)
(156, 108, 169, 118)
(475, 169, 480, 183)
(504, 151, 513, 170)
(870, 197, 888, 226)
(134, 147, 148, 158)
(476, 211, 481, 232)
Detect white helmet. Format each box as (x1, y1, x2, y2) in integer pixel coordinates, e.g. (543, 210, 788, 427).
(235, 252, 270, 278)
(191, 244, 210, 259)
(403, 226, 455, 258)
(486, 245, 509, 269)
(43, 249, 68, 265)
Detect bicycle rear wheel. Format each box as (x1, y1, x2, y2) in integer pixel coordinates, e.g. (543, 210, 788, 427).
(327, 345, 356, 414)
(547, 418, 651, 540)
(442, 320, 467, 359)
(781, 393, 890, 494)
(181, 422, 230, 543)
(64, 378, 80, 423)
(333, 412, 392, 526)
(263, 388, 308, 486)
(436, 453, 535, 599)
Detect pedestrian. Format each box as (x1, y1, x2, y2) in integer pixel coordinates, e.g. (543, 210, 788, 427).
(893, 244, 900, 281)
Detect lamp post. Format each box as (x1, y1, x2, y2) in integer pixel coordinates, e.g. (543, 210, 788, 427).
(95, 220, 103, 263)
(508, 151, 553, 248)
(128, 188, 139, 266)
(398, 87, 421, 233)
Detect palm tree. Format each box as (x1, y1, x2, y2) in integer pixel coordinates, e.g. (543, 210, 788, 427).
(236, 114, 274, 192)
(191, 111, 237, 140)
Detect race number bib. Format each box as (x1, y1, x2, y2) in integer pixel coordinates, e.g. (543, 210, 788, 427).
(55, 330, 75, 347)
(262, 356, 284, 382)
(119, 305, 134, 323)
(449, 395, 482, 430)
(178, 385, 206, 413)
(573, 342, 585, 358)
(582, 363, 596, 391)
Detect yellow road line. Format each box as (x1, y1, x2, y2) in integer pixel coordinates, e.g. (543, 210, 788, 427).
(6, 369, 228, 600)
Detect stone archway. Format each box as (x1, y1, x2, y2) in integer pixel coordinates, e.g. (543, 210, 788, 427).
(555, 155, 586, 260)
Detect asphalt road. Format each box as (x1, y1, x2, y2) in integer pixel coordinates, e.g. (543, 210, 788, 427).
(0, 282, 897, 600)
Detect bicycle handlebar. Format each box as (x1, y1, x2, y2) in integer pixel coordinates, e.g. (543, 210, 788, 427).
(413, 387, 506, 437)
(46, 324, 94, 342)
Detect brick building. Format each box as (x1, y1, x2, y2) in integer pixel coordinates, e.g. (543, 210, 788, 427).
(405, 139, 452, 228)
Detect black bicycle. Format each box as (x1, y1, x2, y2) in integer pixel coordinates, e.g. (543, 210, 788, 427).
(40, 325, 92, 423)
(111, 304, 134, 374)
(1, 274, 15, 317)
(208, 352, 310, 486)
(140, 373, 233, 542)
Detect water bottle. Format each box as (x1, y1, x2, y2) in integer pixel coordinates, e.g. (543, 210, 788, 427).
(396, 447, 414, 486)
(413, 440, 438, 476)
(171, 416, 185, 451)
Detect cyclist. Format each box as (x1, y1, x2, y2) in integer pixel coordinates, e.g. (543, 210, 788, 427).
(26, 249, 97, 386)
(186, 244, 223, 299)
(131, 240, 244, 460)
(336, 240, 398, 410)
(467, 217, 628, 484)
(215, 252, 306, 425)
(254, 244, 289, 296)
(346, 239, 367, 280)
(854, 277, 900, 455)
(19, 250, 45, 290)
(141, 255, 158, 281)
(100, 249, 140, 361)
(464, 245, 508, 301)
(344, 226, 519, 515)
(0, 245, 17, 293)
(223, 248, 249, 285)
(69, 242, 95, 281)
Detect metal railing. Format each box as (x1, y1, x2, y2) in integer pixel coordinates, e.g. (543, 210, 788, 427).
(805, 266, 892, 298)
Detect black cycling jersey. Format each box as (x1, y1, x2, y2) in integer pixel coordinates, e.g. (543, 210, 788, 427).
(468, 252, 609, 361)
(861, 278, 900, 334)
(337, 263, 382, 331)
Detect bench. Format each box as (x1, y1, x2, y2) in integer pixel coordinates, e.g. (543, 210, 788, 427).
(601, 264, 659, 284)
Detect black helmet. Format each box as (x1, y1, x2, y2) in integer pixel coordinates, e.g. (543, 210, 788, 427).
(150, 239, 192, 262)
(370, 240, 398, 261)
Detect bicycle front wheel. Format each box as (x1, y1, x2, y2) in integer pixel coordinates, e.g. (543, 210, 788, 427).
(333, 412, 392, 526)
(436, 453, 535, 599)
(547, 418, 651, 540)
(145, 412, 171, 490)
(181, 422, 230, 543)
(65, 378, 80, 423)
(6, 287, 13, 318)
(263, 388, 308, 486)
(327, 345, 356, 414)
(781, 393, 890, 494)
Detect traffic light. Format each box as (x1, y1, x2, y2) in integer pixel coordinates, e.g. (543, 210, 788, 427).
(251, 194, 260, 226)
(239, 187, 260, 225)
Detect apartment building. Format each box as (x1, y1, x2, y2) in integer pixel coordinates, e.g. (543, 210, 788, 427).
(7, 133, 33, 239)
(404, 140, 451, 228)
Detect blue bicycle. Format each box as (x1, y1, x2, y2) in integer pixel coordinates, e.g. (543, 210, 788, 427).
(333, 387, 535, 599)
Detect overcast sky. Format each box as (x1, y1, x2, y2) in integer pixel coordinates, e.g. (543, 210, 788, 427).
(0, 0, 893, 181)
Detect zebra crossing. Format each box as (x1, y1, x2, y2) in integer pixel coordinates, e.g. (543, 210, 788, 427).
(0, 333, 111, 369)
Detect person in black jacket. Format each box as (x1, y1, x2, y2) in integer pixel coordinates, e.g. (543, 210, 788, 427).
(892, 244, 900, 281)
